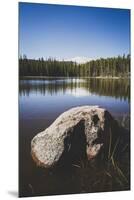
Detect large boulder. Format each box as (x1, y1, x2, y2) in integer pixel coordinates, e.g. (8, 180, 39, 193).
(31, 106, 122, 168)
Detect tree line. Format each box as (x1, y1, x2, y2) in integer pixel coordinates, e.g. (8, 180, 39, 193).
(19, 54, 130, 77)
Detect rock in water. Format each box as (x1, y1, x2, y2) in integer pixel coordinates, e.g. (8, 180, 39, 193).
(31, 106, 119, 168)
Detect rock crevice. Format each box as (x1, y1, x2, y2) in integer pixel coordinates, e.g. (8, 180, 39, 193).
(31, 106, 121, 168)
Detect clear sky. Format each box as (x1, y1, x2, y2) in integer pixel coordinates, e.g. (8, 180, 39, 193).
(19, 2, 130, 60)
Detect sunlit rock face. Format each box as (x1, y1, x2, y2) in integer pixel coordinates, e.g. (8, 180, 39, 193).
(31, 106, 118, 168)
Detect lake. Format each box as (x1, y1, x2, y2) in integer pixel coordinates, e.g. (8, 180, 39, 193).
(19, 77, 130, 197)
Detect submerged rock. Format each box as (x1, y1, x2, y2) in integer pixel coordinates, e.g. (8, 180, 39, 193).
(31, 106, 123, 168)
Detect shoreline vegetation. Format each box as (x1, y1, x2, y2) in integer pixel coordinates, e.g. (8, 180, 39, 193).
(20, 76, 130, 79)
(19, 54, 130, 78)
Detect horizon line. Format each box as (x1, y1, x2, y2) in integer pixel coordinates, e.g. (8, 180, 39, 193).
(19, 53, 130, 62)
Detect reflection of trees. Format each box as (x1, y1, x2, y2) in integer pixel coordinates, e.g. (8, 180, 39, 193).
(19, 78, 130, 102)
(87, 78, 130, 102)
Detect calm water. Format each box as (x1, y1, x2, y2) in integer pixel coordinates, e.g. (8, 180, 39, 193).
(19, 78, 130, 197)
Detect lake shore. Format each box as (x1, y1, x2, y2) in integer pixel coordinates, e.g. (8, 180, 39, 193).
(20, 76, 130, 79)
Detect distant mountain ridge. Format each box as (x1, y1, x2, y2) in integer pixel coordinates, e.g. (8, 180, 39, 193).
(65, 56, 91, 64)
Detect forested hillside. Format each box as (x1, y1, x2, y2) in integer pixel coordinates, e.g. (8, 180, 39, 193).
(19, 54, 130, 77)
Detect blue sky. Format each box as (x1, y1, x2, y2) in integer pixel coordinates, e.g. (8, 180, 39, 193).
(19, 3, 130, 60)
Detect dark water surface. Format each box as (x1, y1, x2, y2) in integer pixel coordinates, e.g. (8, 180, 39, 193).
(19, 78, 130, 197)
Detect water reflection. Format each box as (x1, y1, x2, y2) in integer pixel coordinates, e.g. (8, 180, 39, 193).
(19, 78, 130, 102)
(19, 77, 130, 197)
